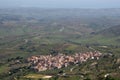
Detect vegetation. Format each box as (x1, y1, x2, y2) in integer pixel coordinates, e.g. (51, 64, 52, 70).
(0, 8, 120, 80)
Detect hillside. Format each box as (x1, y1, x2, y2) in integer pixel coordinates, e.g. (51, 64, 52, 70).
(97, 25, 120, 37)
(0, 8, 120, 80)
(1, 8, 120, 37)
(70, 25, 120, 46)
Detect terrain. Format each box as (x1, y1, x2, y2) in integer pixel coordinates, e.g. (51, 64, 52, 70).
(0, 8, 120, 80)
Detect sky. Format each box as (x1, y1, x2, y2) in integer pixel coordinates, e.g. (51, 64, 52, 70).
(0, 0, 120, 8)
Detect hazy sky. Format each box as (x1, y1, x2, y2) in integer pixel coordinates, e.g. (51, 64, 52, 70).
(0, 0, 120, 8)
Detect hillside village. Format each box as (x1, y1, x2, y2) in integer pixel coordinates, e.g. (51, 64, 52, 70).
(28, 51, 102, 72)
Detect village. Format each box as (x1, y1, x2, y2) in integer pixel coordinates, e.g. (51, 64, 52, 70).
(28, 51, 102, 72)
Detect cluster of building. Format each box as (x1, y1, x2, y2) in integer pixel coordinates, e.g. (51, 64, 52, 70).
(28, 51, 102, 72)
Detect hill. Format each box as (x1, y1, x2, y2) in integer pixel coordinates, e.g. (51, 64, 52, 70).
(0, 8, 120, 80)
(70, 25, 120, 46)
(97, 25, 120, 37)
(1, 8, 120, 37)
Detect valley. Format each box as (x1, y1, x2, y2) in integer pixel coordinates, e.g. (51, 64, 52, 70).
(0, 8, 120, 80)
